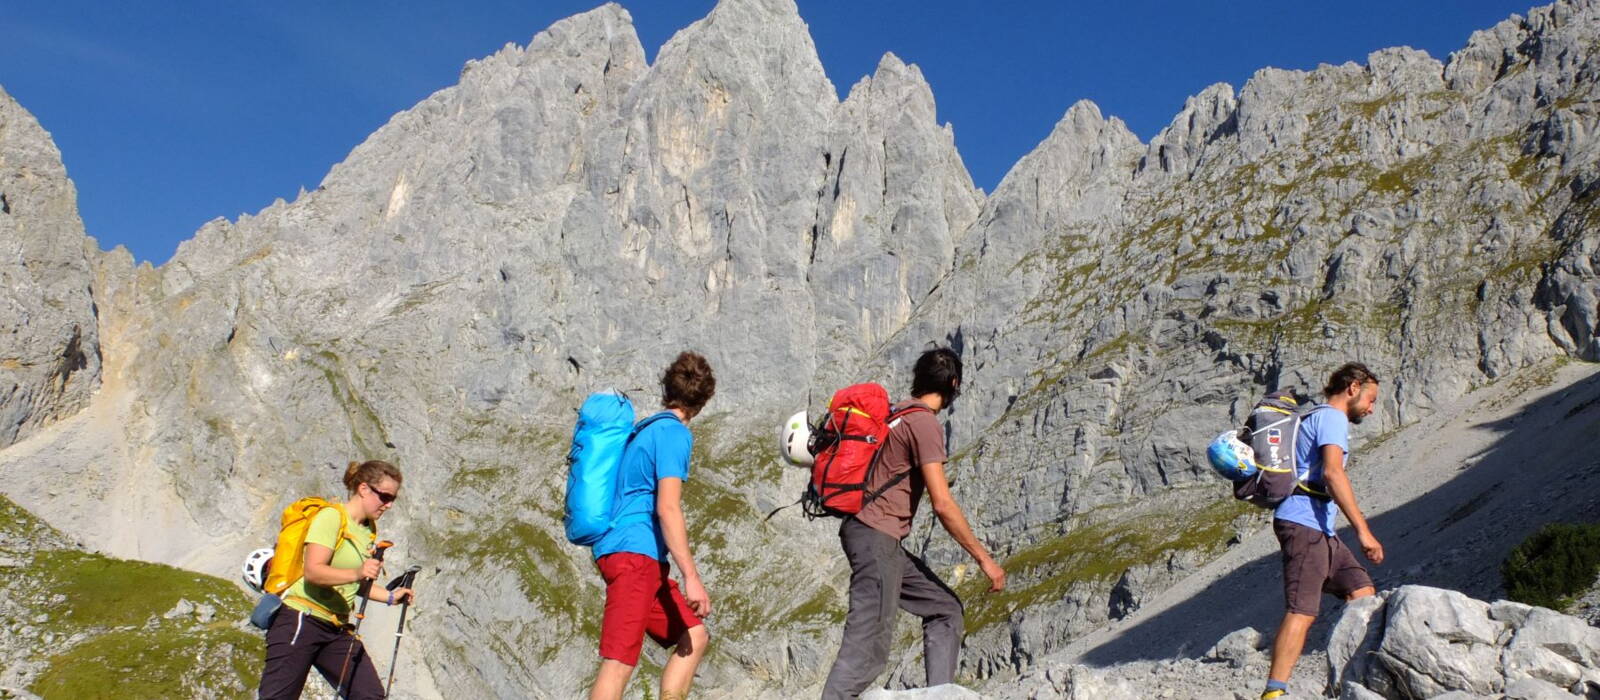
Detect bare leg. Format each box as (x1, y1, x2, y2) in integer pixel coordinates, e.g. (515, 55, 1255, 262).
(1267, 611, 1315, 684)
(590, 659, 634, 700)
(1346, 586, 1375, 601)
(660, 624, 709, 700)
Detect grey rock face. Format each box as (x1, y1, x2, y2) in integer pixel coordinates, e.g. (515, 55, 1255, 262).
(1327, 593, 1388, 692)
(988, 652, 1298, 700)
(0, 85, 100, 448)
(1327, 586, 1600, 699)
(1206, 626, 1267, 669)
(0, 0, 1598, 697)
(1564, 573, 1600, 627)
(893, 0, 1600, 680)
(861, 684, 984, 700)
(978, 587, 1600, 700)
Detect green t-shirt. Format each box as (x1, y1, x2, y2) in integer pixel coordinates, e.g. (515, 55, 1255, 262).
(281, 506, 374, 625)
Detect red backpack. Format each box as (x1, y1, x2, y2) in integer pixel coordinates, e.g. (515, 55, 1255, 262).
(802, 383, 930, 518)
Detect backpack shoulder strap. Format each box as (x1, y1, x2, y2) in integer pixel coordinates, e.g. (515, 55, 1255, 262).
(627, 412, 677, 446)
(1297, 402, 1336, 417)
(328, 503, 371, 551)
(860, 403, 939, 508)
(1289, 404, 1339, 498)
(886, 403, 932, 426)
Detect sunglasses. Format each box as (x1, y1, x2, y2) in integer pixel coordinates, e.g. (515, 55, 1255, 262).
(367, 484, 398, 504)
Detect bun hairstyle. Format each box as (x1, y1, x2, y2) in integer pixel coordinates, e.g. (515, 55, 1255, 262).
(343, 460, 403, 495)
(661, 351, 716, 418)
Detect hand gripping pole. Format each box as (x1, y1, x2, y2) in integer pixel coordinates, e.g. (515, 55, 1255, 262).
(335, 540, 392, 697)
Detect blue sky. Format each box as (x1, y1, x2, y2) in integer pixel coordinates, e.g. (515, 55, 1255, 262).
(1, 0, 1535, 265)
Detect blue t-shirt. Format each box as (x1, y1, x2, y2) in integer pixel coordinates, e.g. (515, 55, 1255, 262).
(1273, 405, 1349, 536)
(592, 412, 692, 561)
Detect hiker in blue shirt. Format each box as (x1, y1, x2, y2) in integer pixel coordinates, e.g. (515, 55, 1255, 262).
(1262, 363, 1385, 700)
(588, 352, 715, 700)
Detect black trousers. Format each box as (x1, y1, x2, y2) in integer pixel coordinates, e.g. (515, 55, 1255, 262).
(258, 606, 384, 700)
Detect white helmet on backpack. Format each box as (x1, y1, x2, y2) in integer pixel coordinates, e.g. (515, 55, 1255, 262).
(242, 548, 274, 592)
(779, 410, 814, 466)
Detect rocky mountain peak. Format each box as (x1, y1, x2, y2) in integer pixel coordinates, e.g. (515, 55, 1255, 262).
(0, 85, 101, 449)
(1137, 82, 1237, 180)
(1, 0, 1598, 697)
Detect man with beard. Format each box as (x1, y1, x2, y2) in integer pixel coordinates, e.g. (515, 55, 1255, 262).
(1262, 363, 1386, 699)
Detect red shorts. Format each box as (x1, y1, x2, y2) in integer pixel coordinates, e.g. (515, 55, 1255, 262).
(596, 552, 703, 666)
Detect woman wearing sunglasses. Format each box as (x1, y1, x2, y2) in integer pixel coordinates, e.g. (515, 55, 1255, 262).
(258, 460, 415, 700)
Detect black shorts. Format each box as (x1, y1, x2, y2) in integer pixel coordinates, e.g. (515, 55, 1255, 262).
(1274, 519, 1374, 616)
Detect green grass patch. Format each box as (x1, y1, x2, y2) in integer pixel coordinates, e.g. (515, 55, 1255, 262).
(962, 497, 1255, 633)
(1083, 332, 1135, 363)
(30, 549, 250, 630)
(1349, 95, 1399, 120)
(1209, 298, 1343, 350)
(775, 586, 846, 628)
(32, 621, 261, 700)
(457, 409, 566, 454)
(0, 494, 64, 543)
(447, 466, 510, 493)
(3, 493, 263, 699)
(1502, 522, 1600, 610)
(439, 521, 597, 638)
(692, 432, 777, 492)
(1369, 147, 1446, 195)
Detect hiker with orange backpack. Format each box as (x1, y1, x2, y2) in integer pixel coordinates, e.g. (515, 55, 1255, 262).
(255, 460, 414, 700)
(806, 348, 1006, 699)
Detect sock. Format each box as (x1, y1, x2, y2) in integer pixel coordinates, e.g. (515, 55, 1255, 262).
(1264, 679, 1288, 693)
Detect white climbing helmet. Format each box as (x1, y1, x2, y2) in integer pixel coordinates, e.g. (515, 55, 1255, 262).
(242, 548, 274, 592)
(779, 410, 814, 466)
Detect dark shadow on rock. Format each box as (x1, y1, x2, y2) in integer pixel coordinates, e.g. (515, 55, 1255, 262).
(1077, 367, 1600, 667)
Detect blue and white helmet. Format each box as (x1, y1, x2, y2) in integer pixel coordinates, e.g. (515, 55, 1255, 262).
(779, 411, 813, 466)
(242, 548, 274, 592)
(1207, 429, 1259, 482)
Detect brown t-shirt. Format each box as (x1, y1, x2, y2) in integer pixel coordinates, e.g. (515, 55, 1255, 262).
(854, 400, 947, 540)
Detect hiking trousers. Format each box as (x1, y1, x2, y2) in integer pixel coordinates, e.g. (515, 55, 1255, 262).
(821, 517, 964, 700)
(258, 607, 384, 700)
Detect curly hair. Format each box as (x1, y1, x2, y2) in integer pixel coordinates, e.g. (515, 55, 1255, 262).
(661, 351, 716, 417)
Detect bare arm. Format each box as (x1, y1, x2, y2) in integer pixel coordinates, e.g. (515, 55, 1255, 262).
(364, 585, 414, 605)
(657, 477, 710, 615)
(1321, 444, 1384, 564)
(922, 461, 1006, 591)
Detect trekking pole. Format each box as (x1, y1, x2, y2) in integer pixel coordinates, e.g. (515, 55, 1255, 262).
(335, 540, 393, 697)
(384, 565, 422, 697)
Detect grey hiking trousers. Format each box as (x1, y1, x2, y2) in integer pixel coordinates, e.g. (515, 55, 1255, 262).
(821, 517, 964, 700)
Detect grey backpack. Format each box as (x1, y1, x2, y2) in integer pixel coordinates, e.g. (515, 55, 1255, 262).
(1231, 390, 1333, 508)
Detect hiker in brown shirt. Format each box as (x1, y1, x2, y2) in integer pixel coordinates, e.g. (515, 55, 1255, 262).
(820, 347, 1006, 699)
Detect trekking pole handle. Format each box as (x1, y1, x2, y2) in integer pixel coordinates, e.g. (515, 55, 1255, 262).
(355, 540, 394, 622)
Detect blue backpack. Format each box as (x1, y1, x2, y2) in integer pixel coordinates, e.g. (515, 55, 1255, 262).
(562, 392, 675, 546)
